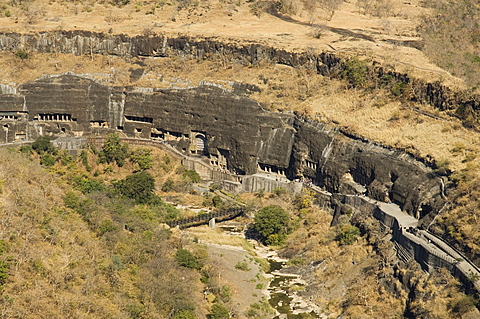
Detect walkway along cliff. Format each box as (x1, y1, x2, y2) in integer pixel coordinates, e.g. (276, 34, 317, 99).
(1, 73, 477, 295)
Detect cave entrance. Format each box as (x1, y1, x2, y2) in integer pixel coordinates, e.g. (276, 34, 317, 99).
(195, 134, 206, 155)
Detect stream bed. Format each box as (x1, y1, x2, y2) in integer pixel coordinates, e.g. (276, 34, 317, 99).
(266, 259, 322, 319)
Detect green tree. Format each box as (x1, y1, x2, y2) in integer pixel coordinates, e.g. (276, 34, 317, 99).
(32, 135, 57, 155)
(73, 176, 105, 194)
(254, 205, 290, 245)
(114, 171, 157, 204)
(212, 195, 223, 208)
(161, 178, 175, 192)
(130, 148, 153, 171)
(99, 133, 129, 167)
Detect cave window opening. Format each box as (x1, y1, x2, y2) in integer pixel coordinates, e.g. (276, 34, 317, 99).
(305, 160, 318, 170)
(38, 113, 72, 122)
(135, 128, 143, 133)
(15, 133, 26, 141)
(125, 115, 153, 123)
(90, 120, 108, 128)
(151, 132, 163, 139)
(117, 126, 124, 130)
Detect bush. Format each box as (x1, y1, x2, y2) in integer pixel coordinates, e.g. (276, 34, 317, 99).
(98, 219, 117, 235)
(161, 178, 175, 192)
(0, 260, 8, 285)
(235, 261, 250, 271)
(73, 176, 104, 194)
(112, 0, 129, 6)
(212, 195, 223, 208)
(15, 49, 29, 60)
(272, 187, 286, 197)
(182, 169, 201, 183)
(175, 248, 199, 269)
(449, 295, 478, 315)
(339, 224, 361, 245)
(208, 303, 229, 319)
(174, 310, 198, 319)
(343, 57, 368, 87)
(40, 154, 56, 167)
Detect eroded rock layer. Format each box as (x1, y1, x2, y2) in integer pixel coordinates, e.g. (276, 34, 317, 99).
(0, 74, 444, 220)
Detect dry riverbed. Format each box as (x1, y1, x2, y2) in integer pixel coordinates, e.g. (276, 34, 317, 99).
(184, 225, 325, 318)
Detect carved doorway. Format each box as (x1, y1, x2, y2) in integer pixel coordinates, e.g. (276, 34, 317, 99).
(195, 134, 206, 155)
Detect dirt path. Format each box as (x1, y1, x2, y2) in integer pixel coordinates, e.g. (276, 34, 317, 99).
(204, 243, 267, 319)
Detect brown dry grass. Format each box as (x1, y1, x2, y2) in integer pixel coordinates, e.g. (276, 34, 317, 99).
(0, 0, 458, 84)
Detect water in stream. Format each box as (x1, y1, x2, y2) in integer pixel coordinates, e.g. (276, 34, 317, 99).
(267, 259, 320, 319)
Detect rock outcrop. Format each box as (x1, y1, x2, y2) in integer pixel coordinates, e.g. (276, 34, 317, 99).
(0, 74, 444, 220)
(0, 31, 474, 113)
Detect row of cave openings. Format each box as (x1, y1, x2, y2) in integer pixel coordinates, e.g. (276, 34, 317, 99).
(1, 111, 403, 200)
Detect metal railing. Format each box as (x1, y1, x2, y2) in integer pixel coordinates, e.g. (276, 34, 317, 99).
(166, 207, 245, 229)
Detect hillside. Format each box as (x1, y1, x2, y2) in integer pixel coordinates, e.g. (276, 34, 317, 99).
(1, 0, 480, 318)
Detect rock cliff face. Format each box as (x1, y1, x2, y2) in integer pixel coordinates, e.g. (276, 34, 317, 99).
(0, 30, 474, 112)
(0, 74, 444, 219)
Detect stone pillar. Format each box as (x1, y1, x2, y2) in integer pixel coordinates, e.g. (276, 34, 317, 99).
(209, 218, 216, 229)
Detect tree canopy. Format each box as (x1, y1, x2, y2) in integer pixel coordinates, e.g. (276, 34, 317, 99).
(254, 205, 290, 245)
(114, 171, 157, 204)
(99, 133, 129, 167)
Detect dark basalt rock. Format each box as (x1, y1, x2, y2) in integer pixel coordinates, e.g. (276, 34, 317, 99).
(0, 74, 444, 221)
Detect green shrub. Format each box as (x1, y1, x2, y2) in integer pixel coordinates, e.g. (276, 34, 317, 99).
(5, 10, 11, 17)
(182, 169, 201, 183)
(80, 150, 91, 171)
(218, 285, 232, 303)
(212, 195, 223, 208)
(208, 303, 229, 319)
(272, 187, 286, 197)
(40, 154, 56, 167)
(235, 261, 250, 271)
(391, 81, 407, 96)
(175, 248, 199, 269)
(449, 295, 478, 315)
(98, 219, 117, 235)
(19, 145, 32, 154)
(338, 224, 361, 245)
(73, 176, 104, 194)
(343, 57, 368, 87)
(99, 133, 129, 167)
(0, 260, 8, 285)
(162, 178, 175, 192)
(130, 148, 153, 171)
(15, 49, 29, 60)
(174, 310, 198, 319)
